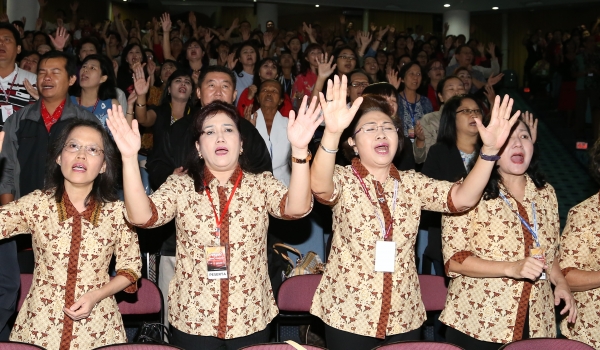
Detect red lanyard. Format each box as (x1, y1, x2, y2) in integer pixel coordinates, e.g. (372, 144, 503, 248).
(203, 171, 243, 237)
(78, 97, 100, 114)
(0, 72, 18, 103)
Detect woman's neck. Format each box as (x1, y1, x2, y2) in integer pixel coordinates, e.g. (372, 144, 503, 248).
(242, 64, 254, 75)
(500, 171, 527, 202)
(310, 65, 318, 74)
(456, 133, 478, 154)
(281, 67, 292, 78)
(80, 88, 100, 106)
(362, 161, 391, 184)
(171, 99, 188, 118)
(189, 59, 202, 70)
(261, 107, 278, 135)
(64, 181, 94, 213)
(402, 89, 417, 101)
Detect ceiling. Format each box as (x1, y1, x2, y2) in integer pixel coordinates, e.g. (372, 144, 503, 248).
(155, 0, 600, 14)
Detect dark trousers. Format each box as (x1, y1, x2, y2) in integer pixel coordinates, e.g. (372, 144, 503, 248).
(324, 324, 421, 350)
(171, 326, 270, 350)
(0, 240, 19, 341)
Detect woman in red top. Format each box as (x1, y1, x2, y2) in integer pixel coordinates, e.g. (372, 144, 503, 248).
(425, 59, 445, 111)
(292, 43, 323, 109)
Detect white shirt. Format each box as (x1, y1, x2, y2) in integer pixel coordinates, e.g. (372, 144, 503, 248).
(255, 109, 291, 187)
(234, 71, 254, 106)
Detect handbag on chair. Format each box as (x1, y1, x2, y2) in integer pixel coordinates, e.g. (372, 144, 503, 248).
(272, 243, 325, 279)
(134, 322, 171, 344)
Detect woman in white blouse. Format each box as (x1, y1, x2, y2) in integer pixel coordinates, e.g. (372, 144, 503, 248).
(246, 79, 292, 186)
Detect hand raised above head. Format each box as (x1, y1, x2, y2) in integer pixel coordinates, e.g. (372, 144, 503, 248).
(318, 74, 363, 135)
(287, 95, 323, 150)
(106, 105, 141, 159)
(475, 94, 520, 154)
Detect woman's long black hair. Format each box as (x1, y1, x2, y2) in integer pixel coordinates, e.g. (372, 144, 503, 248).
(71, 54, 118, 100)
(233, 41, 260, 76)
(184, 101, 261, 192)
(159, 69, 196, 110)
(44, 119, 120, 204)
(437, 94, 484, 149)
(251, 57, 280, 87)
(116, 43, 148, 96)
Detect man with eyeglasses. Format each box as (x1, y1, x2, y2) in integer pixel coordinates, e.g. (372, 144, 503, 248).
(347, 70, 372, 104)
(0, 50, 98, 339)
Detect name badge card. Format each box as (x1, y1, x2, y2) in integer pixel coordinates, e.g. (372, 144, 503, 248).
(206, 246, 228, 279)
(375, 241, 396, 272)
(1, 105, 13, 122)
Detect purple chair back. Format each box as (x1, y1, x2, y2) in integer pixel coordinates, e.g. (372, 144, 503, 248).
(277, 275, 322, 312)
(372, 341, 464, 349)
(0, 342, 46, 349)
(418, 275, 448, 311)
(499, 338, 594, 350)
(17, 274, 33, 311)
(240, 343, 327, 350)
(116, 278, 162, 315)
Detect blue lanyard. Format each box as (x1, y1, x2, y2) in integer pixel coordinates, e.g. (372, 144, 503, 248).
(400, 92, 417, 127)
(498, 192, 540, 246)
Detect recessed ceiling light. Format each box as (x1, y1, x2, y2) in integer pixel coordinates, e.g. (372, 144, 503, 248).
(492, 6, 499, 9)
(315, 4, 319, 7)
(444, 4, 451, 7)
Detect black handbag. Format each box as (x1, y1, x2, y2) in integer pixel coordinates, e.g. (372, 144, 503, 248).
(134, 322, 171, 344)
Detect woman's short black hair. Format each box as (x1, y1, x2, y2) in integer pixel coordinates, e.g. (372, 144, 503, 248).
(72, 54, 117, 100)
(76, 37, 102, 61)
(117, 43, 148, 95)
(44, 119, 119, 204)
(363, 82, 398, 98)
(179, 37, 209, 69)
(589, 138, 600, 184)
(340, 94, 403, 161)
(233, 41, 260, 75)
(436, 75, 463, 105)
(483, 116, 546, 200)
(160, 68, 196, 109)
(184, 101, 260, 191)
(436, 94, 483, 148)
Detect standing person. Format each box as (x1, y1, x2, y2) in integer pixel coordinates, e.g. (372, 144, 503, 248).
(440, 116, 576, 350)
(70, 54, 122, 130)
(0, 21, 38, 341)
(559, 138, 600, 348)
(397, 62, 433, 143)
(0, 50, 99, 340)
(0, 119, 141, 350)
(246, 79, 291, 185)
(233, 41, 259, 106)
(107, 92, 321, 349)
(292, 43, 323, 108)
(310, 74, 522, 350)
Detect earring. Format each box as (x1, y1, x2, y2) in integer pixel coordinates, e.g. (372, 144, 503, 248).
(239, 148, 244, 155)
(199, 153, 203, 159)
(354, 150, 359, 156)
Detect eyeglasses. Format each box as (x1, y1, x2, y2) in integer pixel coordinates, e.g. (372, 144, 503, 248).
(429, 66, 444, 71)
(63, 141, 104, 156)
(456, 109, 483, 116)
(187, 45, 202, 50)
(354, 122, 398, 136)
(339, 55, 356, 61)
(350, 82, 369, 88)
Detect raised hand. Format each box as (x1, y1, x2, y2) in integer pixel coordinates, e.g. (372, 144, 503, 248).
(133, 64, 150, 96)
(386, 68, 402, 90)
(243, 104, 257, 127)
(35, 18, 43, 31)
(230, 18, 239, 30)
(477, 42, 485, 56)
(523, 111, 538, 143)
(127, 90, 137, 109)
(147, 58, 156, 77)
(49, 27, 70, 51)
(357, 30, 372, 48)
(317, 53, 336, 79)
(70, 1, 79, 13)
(483, 84, 496, 108)
(188, 11, 197, 27)
(319, 74, 363, 135)
(226, 52, 238, 70)
(487, 73, 504, 86)
(287, 95, 323, 150)
(475, 95, 520, 154)
(204, 31, 214, 44)
(0, 14, 8, 23)
(377, 25, 390, 41)
(23, 79, 39, 100)
(247, 84, 258, 100)
(487, 42, 496, 57)
(161, 13, 171, 33)
(415, 121, 425, 142)
(107, 105, 141, 159)
(263, 31, 274, 48)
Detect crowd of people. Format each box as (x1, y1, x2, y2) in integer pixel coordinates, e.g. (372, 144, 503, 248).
(0, 2, 597, 350)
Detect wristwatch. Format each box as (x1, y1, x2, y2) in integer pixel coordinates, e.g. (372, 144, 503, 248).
(291, 150, 312, 164)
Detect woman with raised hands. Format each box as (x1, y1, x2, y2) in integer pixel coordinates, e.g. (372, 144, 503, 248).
(440, 114, 576, 349)
(310, 74, 521, 350)
(0, 119, 141, 350)
(107, 93, 321, 349)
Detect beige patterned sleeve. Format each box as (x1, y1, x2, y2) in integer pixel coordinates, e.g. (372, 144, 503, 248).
(0, 190, 38, 239)
(312, 165, 344, 206)
(261, 172, 313, 220)
(442, 209, 475, 278)
(115, 207, 142, 293)
(413, 171, 461, 213)
(559, 206, 592, 277)
(125, 174, 181, 229)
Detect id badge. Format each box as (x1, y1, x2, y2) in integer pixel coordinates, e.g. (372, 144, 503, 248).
(1, 105, 13, 122)
(206, 246, 228, 279)
(375, 241, 396, 272)
(530, 246, 546, 280)
(408, 128, 415, 140)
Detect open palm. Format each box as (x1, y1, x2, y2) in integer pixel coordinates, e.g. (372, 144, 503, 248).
(287, 95, 323, 149)
(106, 105, 141, 159)
(319, 75, 362, 135)
(475, 94, 520, 152)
